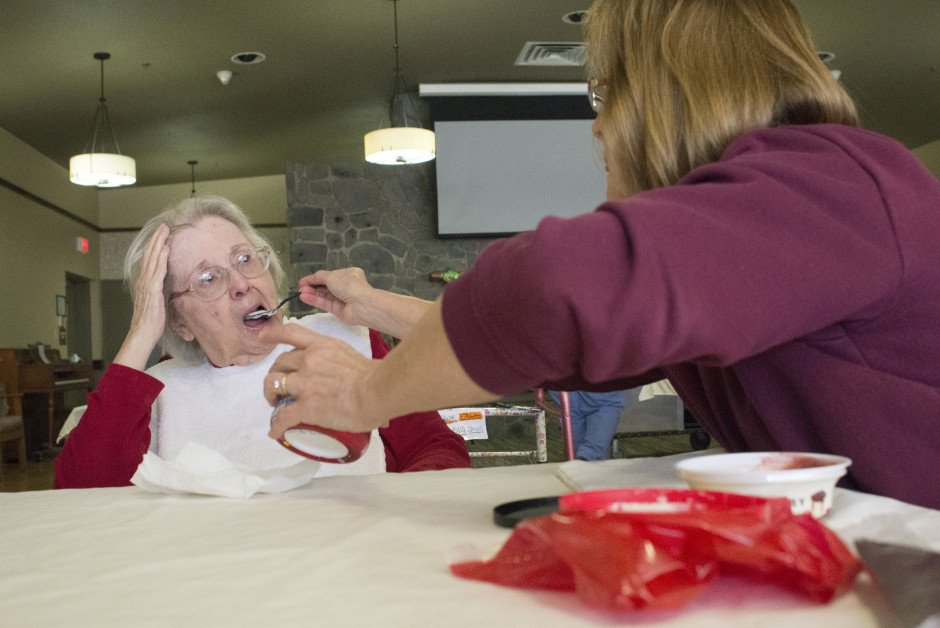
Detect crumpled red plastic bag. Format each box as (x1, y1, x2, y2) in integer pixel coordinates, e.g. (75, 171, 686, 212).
(451, 489, 861, 612)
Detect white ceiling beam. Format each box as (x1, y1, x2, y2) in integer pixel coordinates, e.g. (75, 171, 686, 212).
(419, 83, 587, 97)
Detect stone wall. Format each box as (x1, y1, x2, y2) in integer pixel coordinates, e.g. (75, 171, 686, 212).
(285, 160, 497, 313)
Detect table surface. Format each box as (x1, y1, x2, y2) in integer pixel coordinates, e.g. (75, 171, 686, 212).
(2, 454, 937, 627)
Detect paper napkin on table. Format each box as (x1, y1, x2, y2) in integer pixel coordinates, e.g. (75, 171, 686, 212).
(555, 450, 720, 493)
(131, 441, 320, 498)
(638, 379, 677, 400)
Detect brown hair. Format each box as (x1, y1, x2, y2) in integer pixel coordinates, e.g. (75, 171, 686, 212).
(585, 0, 859, 197)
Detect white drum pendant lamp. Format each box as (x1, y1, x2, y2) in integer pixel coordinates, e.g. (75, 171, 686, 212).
(70, 52, 136, 187)
(364, 0, 435, 165)
(364, 127, 435, 165)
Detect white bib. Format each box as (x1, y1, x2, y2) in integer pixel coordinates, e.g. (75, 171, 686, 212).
(146, 313, 386, 478)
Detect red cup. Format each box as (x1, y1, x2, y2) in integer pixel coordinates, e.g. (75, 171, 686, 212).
(271, 396, 371, 464)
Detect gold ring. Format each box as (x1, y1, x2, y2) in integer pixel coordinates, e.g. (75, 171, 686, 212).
(274, 374, 290, 397)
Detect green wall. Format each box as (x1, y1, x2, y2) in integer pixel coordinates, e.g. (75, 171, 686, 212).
(0, 127, 101, 357)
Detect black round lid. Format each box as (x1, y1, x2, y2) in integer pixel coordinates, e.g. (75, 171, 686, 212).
(493, 496, 560, 528)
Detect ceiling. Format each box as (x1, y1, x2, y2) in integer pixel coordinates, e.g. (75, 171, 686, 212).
(1, 0, 938, 188)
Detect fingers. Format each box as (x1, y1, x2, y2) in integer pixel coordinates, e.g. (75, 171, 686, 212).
(298, 283, 332, 310)
(272, 373, 290, 396)
(147, 223, 169, 263)
(298, 271, 329, 290)
(129, 225, 170, 334)
(263, 367, 300, 406)
(136, 225, 170, 305)
(268, 397, 304, 439)
(139, 225, 170, 284)
(298, 284, 319, 304)
(299, 267, 365, 287)
(263, 328, 379, 434)
(114, 225, 170, 369)
(298, 270, 350, 313)
(260, 321, 319, 350)
(261, 324, 320, 405)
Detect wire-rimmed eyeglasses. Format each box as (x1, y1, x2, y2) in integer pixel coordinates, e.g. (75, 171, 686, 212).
(169, 246, 271, 302)
(588, 78, 607, 113)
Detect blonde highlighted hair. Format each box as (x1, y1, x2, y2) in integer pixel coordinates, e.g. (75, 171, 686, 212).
(585, 0, 859, 197)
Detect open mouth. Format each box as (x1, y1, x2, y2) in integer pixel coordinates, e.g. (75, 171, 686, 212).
(243, 305, 274, 326)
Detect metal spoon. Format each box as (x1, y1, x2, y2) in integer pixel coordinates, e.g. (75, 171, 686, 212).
(244, 292, 301, 321)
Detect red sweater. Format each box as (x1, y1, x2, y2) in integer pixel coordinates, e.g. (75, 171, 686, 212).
(442, 125, 940, 509)
(54, 329, 469, 488)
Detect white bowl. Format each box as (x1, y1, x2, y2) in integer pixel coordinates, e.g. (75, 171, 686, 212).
(676, 452, 851, 518)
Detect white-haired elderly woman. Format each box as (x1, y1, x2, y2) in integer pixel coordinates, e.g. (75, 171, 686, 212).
(54, 196, 469, 488)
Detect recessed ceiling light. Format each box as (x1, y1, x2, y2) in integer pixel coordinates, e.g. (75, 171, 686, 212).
(562, 10, 588, 24)
(231, 52, 266, 65)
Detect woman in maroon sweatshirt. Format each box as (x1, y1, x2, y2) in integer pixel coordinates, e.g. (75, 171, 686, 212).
(263, 0, 940, 509)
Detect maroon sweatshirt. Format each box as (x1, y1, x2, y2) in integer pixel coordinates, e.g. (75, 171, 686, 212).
(443, 124, 940, 509)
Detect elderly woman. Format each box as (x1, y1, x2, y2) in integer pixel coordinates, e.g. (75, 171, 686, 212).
(54, 196, 469, 489)
(263, 0, 940, 510)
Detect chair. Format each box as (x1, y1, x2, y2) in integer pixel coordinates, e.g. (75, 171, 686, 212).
(441, 405, 550, 462)
(440, 390, 575, 463)
(533, 389, 575, 461)
(0, 383, 28, 481)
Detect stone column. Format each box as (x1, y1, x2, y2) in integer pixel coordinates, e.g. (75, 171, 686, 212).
(285, 160, 496, 315)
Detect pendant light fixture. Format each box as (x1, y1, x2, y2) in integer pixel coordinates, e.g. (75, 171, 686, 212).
(70, 52, 136, 187)
(363, 0, 435, 165)
(188, 160, 198, 197)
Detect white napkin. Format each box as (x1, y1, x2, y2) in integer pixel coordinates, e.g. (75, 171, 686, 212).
(131, 442, 320, 498)
(638, 379, 677, 400)
(555, 450, 720, 493)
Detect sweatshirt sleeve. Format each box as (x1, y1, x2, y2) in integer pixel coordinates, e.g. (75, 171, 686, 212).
(368, 329, 471, 472)
(442, 127, 902, 395)
(53, 363, 164, 489)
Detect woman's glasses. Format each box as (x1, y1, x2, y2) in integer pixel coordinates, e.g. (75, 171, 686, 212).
(588, 78, 607, 113)
(169, 246, 271, 302)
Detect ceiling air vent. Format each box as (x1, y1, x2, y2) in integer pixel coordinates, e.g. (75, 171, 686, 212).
(515, 42, 587, 67)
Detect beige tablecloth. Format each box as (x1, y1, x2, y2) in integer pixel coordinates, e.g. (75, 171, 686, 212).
(2, 455, 936, 627)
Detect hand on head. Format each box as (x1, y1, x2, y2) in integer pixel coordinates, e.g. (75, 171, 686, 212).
(261, 322, 384, 438)
(114, 224, 171, 370)
(133, 224, 171, 336)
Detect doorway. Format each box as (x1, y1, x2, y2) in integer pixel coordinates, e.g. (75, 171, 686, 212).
(65, 272, 92, 363)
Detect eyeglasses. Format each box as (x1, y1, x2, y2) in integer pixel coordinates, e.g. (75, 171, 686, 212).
(169, 246, 271, 302)
(588, 78, 607, 113)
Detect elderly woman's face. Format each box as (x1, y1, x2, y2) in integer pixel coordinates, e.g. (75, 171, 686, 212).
(168, 217, 281, 367)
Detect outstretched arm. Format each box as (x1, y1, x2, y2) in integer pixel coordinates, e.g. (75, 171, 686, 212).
(299, 268, 432, 340)
(367, 330, 470, 472)
(262, 298, 499, 436)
